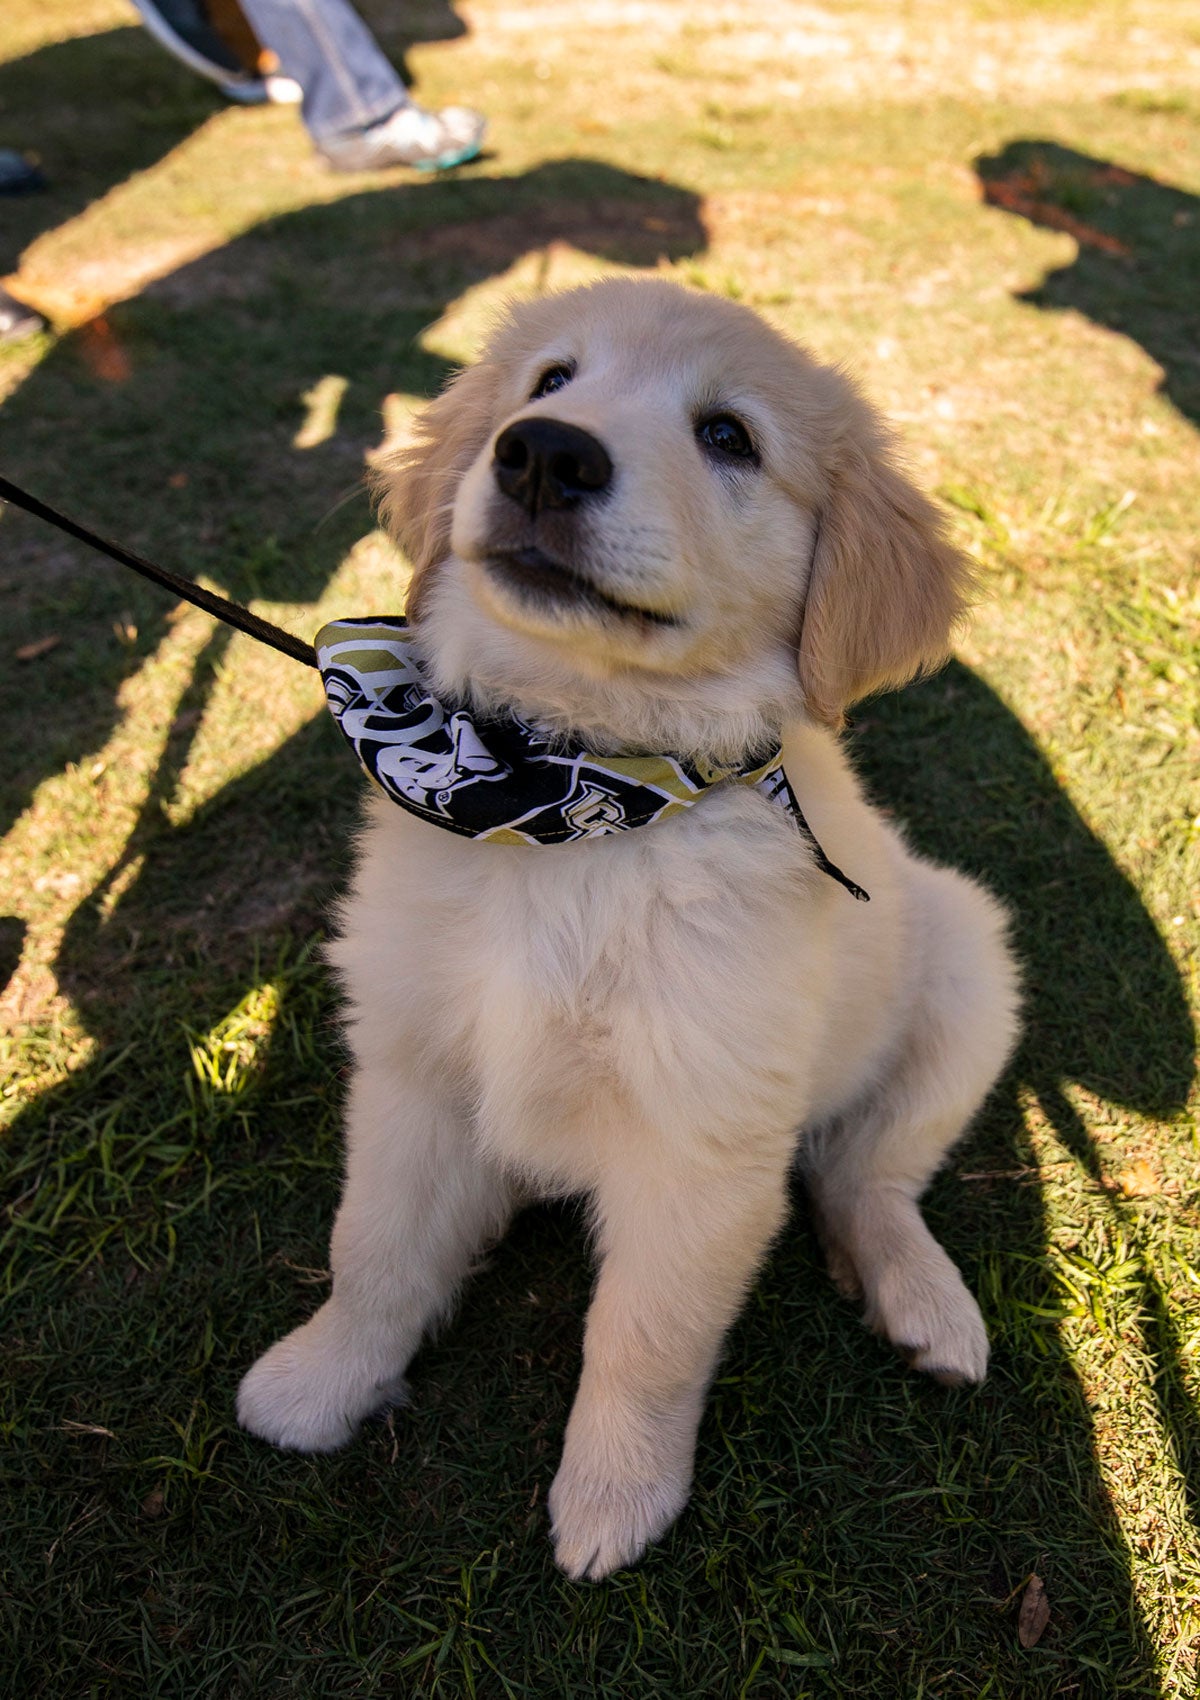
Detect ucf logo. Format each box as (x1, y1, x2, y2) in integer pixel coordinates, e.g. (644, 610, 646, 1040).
(564, 784, 628, 836)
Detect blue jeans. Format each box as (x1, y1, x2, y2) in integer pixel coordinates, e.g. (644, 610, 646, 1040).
(238, 0, 407, 143)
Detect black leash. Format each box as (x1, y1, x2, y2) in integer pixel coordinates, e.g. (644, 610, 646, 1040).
(0, 473, 317, 669)
(0, 472, 868, 896)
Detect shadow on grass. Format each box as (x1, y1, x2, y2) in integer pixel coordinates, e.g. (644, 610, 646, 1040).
(1, 163, 1196, 1696)
(1, 3, 477, 271)
(354, 0, 474, 76)
(0, 160, 709, 853)
(6, 653, 1191, 1692)
(970, 136, 1200, 1578)
(975, 140, 1200, 426)
(1, 25, 216, 273)
(852, 663, 1196, 1685)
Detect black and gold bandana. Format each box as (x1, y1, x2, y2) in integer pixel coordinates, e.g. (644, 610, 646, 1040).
(315, 618, 867, 898)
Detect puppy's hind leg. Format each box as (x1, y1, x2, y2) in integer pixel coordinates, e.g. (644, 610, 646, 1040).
(801, 868, 1018, 1386)
(238, 1064, 515, 1453)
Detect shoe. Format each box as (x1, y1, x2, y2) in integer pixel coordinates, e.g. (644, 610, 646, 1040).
(0, 287, 47, 345)
(320, 104, 486, 173)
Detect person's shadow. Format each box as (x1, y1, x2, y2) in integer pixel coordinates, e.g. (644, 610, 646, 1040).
(2, 132, 1195, 1692)
(959, 141, 1200, 1663)
(0, 157, 711, 875)
(974, 140, 1200, 425)
(2, 6, 598, 904)
(2, 25, 214, 274)
(846, 668, 1196, 1685)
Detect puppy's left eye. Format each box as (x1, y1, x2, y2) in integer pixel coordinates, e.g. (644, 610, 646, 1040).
(530, 364, 574, 400)
(697, 413, 757, 461)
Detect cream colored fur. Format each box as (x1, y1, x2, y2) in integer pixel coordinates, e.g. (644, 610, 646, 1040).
(237, 280, 1020, 1582)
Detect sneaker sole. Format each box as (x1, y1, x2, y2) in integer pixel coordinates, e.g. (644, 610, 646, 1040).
(414, 138, 485, 173)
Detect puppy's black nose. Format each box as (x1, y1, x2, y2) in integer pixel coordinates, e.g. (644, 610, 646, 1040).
(493, 418, 613, 518)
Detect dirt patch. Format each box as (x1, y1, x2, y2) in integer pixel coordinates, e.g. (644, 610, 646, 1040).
(475, 0, 1200, 99)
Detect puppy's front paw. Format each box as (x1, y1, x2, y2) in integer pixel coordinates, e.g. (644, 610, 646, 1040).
(547, 1460, 690, 1582)
(237, 1306, 405, 1453)
(864, 1247, 989, 1386)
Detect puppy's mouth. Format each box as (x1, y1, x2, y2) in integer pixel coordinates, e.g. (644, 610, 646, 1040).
(481, 547, 682, 629)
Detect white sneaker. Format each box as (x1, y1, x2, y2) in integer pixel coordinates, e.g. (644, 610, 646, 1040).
(320, 104, 486, 173)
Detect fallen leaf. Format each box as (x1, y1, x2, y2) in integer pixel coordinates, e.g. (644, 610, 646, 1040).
(1117, 1159, 1158, 1197)
(78, 313, 132, 384)
(140, 1486, 166, 1520)
(16, 634, 60, 661)
(1018, 1574, 1050, 1649)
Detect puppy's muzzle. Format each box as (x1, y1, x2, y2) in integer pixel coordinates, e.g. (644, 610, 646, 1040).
(494, 418, 613, 519)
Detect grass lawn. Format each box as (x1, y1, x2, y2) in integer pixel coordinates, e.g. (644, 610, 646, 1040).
(2, 0, 1198, 1693)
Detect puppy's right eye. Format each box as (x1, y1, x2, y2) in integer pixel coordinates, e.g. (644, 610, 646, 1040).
(530, 365, 574, 400)
(697, 413, 757, 461)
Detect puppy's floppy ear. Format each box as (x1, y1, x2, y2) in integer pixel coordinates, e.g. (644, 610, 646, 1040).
(374, 359, 501, 618)
(798, 414, 972, 728)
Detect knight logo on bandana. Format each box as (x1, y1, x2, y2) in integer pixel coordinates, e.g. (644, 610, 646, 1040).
(562, 785, 627, 836)
(374, 710, 510, 816)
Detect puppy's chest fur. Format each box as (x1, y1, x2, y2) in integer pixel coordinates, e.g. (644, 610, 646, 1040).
(333, 787, 841, 1188)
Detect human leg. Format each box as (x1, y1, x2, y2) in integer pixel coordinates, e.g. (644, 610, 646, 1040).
(238, 0, 485, 169)
(238, 0, 405, 142)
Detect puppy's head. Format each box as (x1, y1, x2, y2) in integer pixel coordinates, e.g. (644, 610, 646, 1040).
(378, 279, 969, 745)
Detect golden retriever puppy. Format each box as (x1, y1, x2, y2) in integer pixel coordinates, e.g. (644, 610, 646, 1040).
(238, 279, 1019, 1580)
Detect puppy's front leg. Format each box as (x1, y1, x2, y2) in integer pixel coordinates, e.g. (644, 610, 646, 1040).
(238, 1065, 513, 1453)
(549, 1147, 790, 1581)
